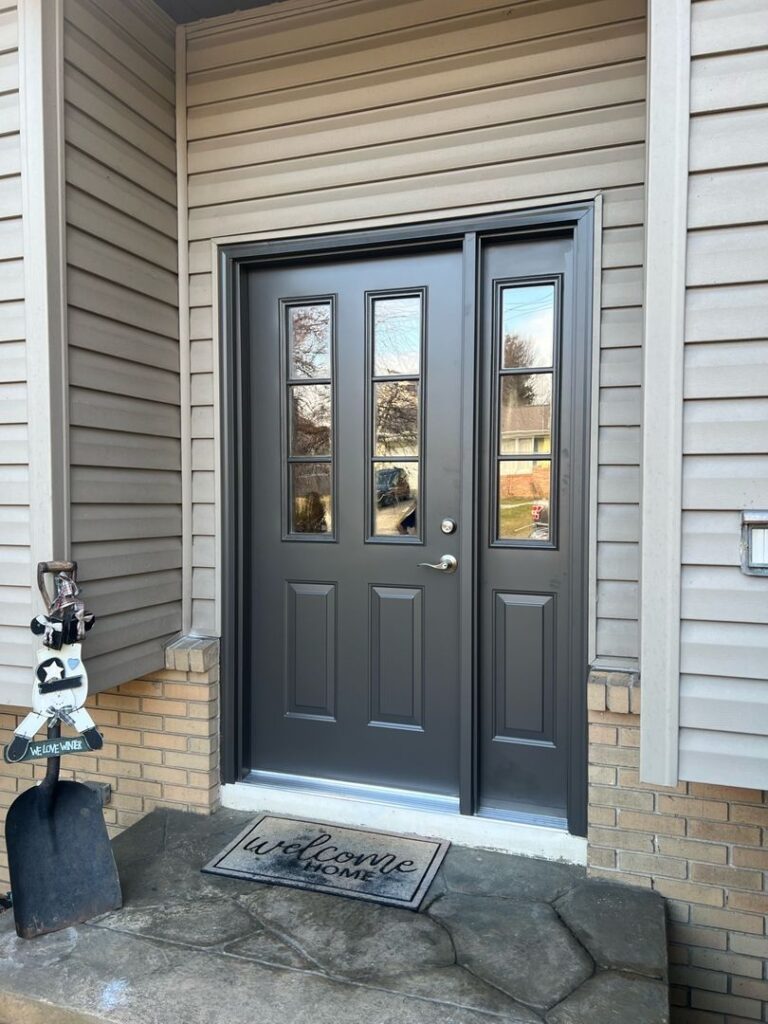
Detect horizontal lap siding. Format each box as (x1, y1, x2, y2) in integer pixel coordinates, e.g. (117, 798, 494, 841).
(63, 0, 181, 689)
(679, 0, 768, 786)
(185, 0, 647, 649)
(0, 3, 31, 704)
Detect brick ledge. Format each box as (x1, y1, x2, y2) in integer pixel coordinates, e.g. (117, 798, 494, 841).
(164, 635, 220, 674)
(588, 665, 640, 716)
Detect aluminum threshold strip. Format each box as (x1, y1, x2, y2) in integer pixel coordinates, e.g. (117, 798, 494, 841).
(244, 770, 566, 829)
(244, 770, 460, 815)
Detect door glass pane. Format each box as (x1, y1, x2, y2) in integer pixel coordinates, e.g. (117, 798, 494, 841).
(290, 463, 332, 534)
(501, 285, 555, 368)
(373, 296, 421, 376)
(373, 462, 418, 537)
(374, 380, 419, 456)
(290, 384, 331, 456)
(499, 374, 552, 455)
(497, 460, 551, 541)
(289, 303, 331, 379)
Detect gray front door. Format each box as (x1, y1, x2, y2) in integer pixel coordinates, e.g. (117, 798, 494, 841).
(243, 224, 588, 825)
(247, 249, 465, 797)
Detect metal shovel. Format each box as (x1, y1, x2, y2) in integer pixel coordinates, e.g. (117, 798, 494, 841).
(6, 724, 122, 937)
(5, 564, 121, 938)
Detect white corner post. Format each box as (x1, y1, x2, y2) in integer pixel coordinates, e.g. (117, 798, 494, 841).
(19, 0, 69, 579)
(639, 0, 691, 785)
(176, 23, 193, 635)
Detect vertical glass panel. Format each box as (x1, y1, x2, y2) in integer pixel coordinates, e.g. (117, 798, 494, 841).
(501, 285, 555, 369)
(374, 381, 419, 456)
(290, 463, 332, 534)
(373, 462, 418, 537)
(497, 460, 551, 541)
(289, 303, 331, 379)
(499, 374, 552, 456)
(373, 296, 421, 376)
(290, 384, 331, 456)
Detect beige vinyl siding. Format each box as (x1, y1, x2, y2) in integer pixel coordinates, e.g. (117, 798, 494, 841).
(63, 0, 181, 690)
(0, 2, 31, 706)
(184, 0, 647, 653)
(678, 0, 768, 786)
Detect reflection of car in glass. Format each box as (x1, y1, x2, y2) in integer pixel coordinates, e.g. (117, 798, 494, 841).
(531, 499, 549, 540)
(376, 467, 411, 506)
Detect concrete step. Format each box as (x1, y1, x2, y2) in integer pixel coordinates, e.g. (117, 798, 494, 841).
(0, 809, 669, 1024)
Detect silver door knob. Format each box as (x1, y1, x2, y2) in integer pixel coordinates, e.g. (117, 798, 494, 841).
(418, 554, 458, 574)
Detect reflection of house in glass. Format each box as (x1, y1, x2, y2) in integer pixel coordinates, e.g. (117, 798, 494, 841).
(499, 403, 552, 459)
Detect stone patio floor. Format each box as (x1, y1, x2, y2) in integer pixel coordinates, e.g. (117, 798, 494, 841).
(0, 808, 669, 1024)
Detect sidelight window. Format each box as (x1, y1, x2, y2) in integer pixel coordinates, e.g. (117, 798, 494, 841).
(367, 291, 424, 540)
(494, 282, 558, 544)
(283, 300, 335, 538)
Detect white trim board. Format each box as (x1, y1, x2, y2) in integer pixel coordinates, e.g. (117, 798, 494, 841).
(176, 23, 193, 636)
(0, 0, 69, 704)
(221, 782, 588, 865)
(639, 0, 691, 786)
(19, 0, 69, 574)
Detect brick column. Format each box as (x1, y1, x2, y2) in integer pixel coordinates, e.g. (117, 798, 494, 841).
(588, 670, 768, 1023)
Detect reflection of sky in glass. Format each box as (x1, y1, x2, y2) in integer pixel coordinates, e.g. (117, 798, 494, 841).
(502, 285, 554, 368)
(374, 297, 421, 376)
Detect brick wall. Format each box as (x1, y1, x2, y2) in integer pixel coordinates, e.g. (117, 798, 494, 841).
(588, 672, 768, 1023)
(0, 637, 221, 890)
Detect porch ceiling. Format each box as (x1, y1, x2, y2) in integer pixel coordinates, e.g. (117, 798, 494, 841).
(153, 0, 281, 23)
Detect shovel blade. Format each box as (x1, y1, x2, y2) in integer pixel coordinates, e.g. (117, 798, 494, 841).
(5, 780, 122, 938)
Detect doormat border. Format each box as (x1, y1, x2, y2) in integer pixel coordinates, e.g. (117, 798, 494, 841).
(202, 813, 450, 910)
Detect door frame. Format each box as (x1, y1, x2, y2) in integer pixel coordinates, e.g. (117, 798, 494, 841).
(219, 203, 595, 836)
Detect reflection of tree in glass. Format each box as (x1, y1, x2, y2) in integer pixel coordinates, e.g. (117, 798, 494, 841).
(294, 489, 327, 533)
(374, 298, 420, 376)
(291, 385, 331, 455)
(502, 334, 539, 405)
(376, 381, 418, 455)
(290, 305, 331, 378)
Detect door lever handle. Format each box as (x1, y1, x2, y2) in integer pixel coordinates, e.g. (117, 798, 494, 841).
(417, 554, 458, 574)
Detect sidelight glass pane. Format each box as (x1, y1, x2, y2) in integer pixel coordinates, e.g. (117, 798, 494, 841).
(290, 384, 332, 456)
(373, 462, 418, 537)
(499, 374, 552, 456)
(374, 380, 419, 456)
(290, 463, 332, 534)
(497, 460, 551, 542)
(288, 303, 331, 379)
(373, 296, 421, 376)
(501, 285, 555, 369)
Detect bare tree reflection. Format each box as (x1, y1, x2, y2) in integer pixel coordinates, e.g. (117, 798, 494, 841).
(374, 297, 421, 376)
(291, 384, 331, 455)
(375, 381, 418, 455)
(290, 305, 331, 378)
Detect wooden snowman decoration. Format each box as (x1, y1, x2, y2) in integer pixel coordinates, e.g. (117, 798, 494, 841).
(4, 563, 102, 763)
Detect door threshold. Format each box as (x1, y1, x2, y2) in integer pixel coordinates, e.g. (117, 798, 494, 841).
(221, 772, 587, 865)
(243, 769, 460, 815)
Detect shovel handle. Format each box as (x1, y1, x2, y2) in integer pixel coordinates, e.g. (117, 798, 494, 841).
(36, 561, 77, 613)
(42, 720, 61, 791)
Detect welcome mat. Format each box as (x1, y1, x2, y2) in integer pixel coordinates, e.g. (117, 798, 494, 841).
(202, 814, 450, 910)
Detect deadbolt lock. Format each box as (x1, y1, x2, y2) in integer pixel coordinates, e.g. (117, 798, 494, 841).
(440, 518, 457, 535)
